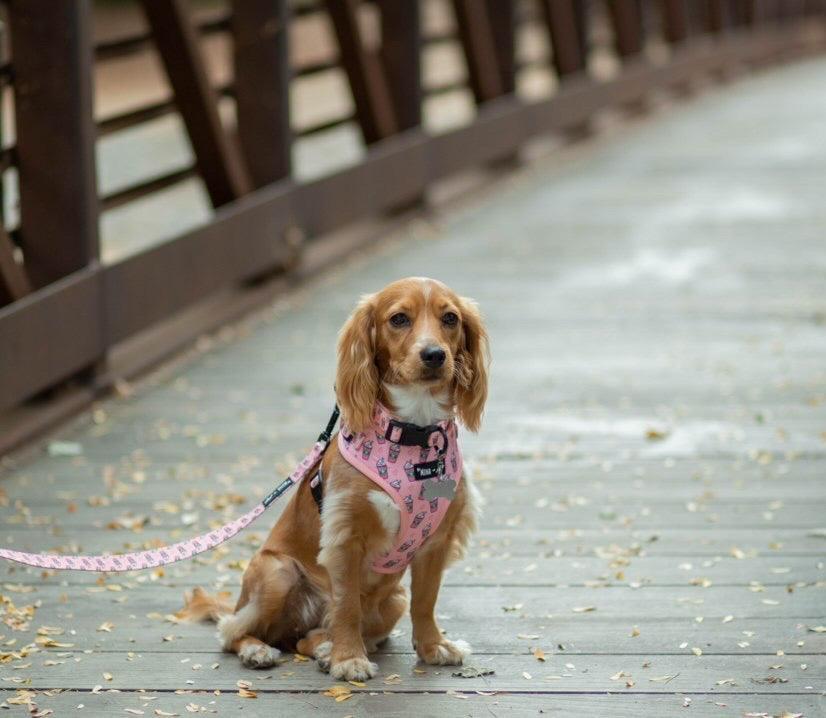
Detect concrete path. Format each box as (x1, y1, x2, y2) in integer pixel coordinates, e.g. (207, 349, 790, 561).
(1, 57, 825, 716)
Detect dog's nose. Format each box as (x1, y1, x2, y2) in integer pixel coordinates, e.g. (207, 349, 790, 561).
(420, 346, 446, 368)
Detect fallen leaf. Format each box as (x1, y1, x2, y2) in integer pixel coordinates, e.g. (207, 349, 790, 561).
(322, 685, 351, 702)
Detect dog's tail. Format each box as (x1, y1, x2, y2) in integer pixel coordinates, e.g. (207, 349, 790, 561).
(177, 587, 234, 623)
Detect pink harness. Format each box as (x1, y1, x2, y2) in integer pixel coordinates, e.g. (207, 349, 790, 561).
(337, 404, 462, 573)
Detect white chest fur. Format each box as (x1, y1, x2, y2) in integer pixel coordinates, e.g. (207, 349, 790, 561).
(385, 384, 451, 426)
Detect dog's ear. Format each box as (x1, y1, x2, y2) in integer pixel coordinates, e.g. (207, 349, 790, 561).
(455, 297, 490, 432)
(336, 294, 379, 433)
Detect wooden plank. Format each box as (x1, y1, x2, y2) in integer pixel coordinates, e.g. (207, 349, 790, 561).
(0, 269, 102, 411)
(538, 0, 587, 78)
(103, 182, 295, 344)
(3, 528, 826, 570)
(231, 0, 292, 186)
(451, 0, 506, 102)
(294, 130, 428, 236)
(9, 491, 820, 529)
(12, 555, 821, 589)
(323, 0, 399, 143)
(140, 0, 252, 206)
(5, 592, 821, 656)
(0, 692, 821, 718)
(2, 581, 822, 623)
(6, 0, 100, 290)
(4, 648, 824, 692)
(429, 97, 525, 178)
(3, 522, 825, 557)
(0, 226, 31, 304)
(5, 458, 825, 503)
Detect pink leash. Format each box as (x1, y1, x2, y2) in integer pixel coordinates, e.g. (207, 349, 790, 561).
(0, 407, 339, 573)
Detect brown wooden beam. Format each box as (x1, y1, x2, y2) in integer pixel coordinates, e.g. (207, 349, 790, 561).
(452, 0, 505, 103)
(6, 0, 100, 290)
(705, 0, 728, 33)
(539, 0, 587, 78)
(0, 227, 31, 305)
(324, 0, 398, 143)
(231, 0, 292, 187)
(141, 0, 252, 206)
(377, 0, 422, 130)
(484, 0, 517, 95)
(0, 268, 102, 411)
(660, 0, 690, 43)
(609, 0, 645, 57)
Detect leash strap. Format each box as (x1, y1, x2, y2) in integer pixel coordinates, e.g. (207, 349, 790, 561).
(0, 406, 339, 573)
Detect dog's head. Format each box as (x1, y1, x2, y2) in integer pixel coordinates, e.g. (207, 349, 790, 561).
(336, 277, 489, 433)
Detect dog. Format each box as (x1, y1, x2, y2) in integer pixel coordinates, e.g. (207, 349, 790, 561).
(180, 277, 489, 681)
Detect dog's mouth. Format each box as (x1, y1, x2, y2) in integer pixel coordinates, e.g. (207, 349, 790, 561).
(419, 368, 444, 382)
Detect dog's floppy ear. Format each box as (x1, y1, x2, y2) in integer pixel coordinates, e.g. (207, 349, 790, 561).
(455, 296, 490, 432)
(336, 294, 379, 433)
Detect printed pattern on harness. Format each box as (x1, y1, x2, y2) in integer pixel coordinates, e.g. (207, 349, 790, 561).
(337, 404, 463, 573)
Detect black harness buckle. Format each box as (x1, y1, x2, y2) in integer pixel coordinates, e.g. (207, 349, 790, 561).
(385, 419, 448, 454)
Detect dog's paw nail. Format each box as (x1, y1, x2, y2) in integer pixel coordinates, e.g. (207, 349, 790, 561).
(238, 643, 281, 669)
(329, 656, 378, 681)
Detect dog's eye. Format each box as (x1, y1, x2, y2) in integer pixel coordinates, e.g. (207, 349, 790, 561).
(389, 313, 410, 328)
(442, 312, 459, 327)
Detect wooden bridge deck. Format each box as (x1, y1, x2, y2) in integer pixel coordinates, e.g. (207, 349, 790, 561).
(2, 58, 825, 717)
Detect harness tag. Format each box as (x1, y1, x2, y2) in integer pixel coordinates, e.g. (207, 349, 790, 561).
(421, 477, 457, 501)
(413, 460, 442, 481)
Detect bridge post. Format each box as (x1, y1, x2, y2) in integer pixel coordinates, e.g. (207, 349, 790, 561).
(232, 0, 292, 186)
(6, 0, 100, 290)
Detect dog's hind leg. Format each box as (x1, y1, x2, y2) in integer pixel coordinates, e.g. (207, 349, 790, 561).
(218, 551, 308, 669)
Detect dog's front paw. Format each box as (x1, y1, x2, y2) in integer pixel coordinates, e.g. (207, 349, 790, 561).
(329, 655, 378, 681)
(313, 640, 333, 673)
(238, 642, 281, 669)
(416, 638, 471, 666)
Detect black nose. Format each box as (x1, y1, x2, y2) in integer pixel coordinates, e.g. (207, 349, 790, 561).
(420, 346, 446, 368)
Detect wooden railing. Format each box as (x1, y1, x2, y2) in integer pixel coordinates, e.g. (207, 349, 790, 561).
(0, 0, 824, 448)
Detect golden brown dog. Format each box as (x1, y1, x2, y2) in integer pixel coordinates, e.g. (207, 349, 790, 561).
(181, 277, 489, 681)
